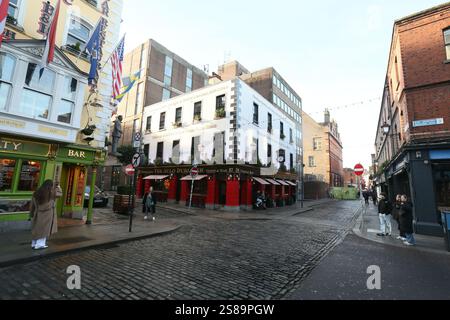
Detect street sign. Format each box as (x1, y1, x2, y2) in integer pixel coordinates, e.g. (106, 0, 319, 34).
(132, 153, 141, 168)
(125, 164, 135, 176)
(190, 166, 199, 178)
(354, 164, 364, 176)
(134, 132, 141, 141)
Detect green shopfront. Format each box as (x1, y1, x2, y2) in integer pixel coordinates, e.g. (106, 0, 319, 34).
(0, 136, 105, 232)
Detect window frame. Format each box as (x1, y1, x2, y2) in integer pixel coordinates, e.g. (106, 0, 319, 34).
(66, 16, 93, 48)
(146, 116, 152, 132)
(193, 101, 202, 120)
(159, 112, 166, 130)
(444, 28, 450, 60)
(253, 103, 259, 125)
(0, 53, 16, 111)
(175, 107, 182, 123)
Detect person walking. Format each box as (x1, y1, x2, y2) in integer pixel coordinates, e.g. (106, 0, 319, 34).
(144, 187, 157, 221)
(371, 188, 378, 206)
(399, 194, 415, 246)
(377, 193, 392, 236)
(30, 180, 58, 250)
(392, 194, 407, 241)
(363, 189, 370, 205)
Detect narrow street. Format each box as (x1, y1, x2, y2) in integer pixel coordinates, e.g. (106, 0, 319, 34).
(0, 201, 360, 300)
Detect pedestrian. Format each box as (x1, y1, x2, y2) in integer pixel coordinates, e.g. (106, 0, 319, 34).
(377, 193, 392, 236)
(144, 187, 157, 221)
(398, 195, 415, 246)
(363, 189, 369, 205)
(392, 194, 406, 241)
(29, 180, 58, 250)
(372, 188, 378, 206)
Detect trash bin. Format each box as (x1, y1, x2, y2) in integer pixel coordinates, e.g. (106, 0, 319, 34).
(441, 211, 450, 252)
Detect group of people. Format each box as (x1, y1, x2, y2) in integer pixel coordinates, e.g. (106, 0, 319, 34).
(377, 193, 416, 246)
(362, 189, 377, 205)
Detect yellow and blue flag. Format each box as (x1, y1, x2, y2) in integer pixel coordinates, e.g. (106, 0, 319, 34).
(115, 69, 142, 103)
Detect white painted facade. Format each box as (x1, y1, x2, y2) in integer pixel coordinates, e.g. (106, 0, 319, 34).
(142, 78, 298, 171)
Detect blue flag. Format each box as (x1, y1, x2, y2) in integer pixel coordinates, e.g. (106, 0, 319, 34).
(84, 18, 107, 85)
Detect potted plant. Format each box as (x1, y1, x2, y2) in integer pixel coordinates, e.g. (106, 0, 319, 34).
(81, 124, 96, 136)
(215, 108, 225, 119)
(194, 114, 202, 122)
(172, 121, 182, 128)
(280, 133, 286, 140)
(6, 15, 17, 26)
(67, 42, 82, 53)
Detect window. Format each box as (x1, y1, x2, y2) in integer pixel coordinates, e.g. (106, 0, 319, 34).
(289, 128, 293, 143)
(0, 53, 15, 110)
(186, 68, 193, 92)
(267, 144, 272, 165)
(164, 55, 173, 86)
(172, 140, 180, 160)
(67, 17, 92, 48)
(253, 103, 259, 125)
(156, 142, 164, 160)
(309, 156, 315, 167)
(0, 159, 16, 192)
(290, 153, 294, 170)
(139, 45, 147, 70)
(144, 144, 150, 163)
(268, 113, 272, 133)
(146, 116, 152, 132)
(280, 122, 285, 139)
(162, 88, 171, 101)
(57, 76, 77, 124)
(445, 29, 450, 60)
(313, 138, 322, 151)
(278, 149, 285, 163)
(132, 119, 139, 135)
(8, 0, 19, 20)
(135, 82, 143, 115)
(18, 161, 41, 192)
(159, 112, 166, 130)
(194, 101, 202, 120)
(175, 107, 182, 123)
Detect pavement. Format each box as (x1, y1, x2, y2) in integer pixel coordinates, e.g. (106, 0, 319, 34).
(286, 202, 450, 300)
(0, 208, 182, 268)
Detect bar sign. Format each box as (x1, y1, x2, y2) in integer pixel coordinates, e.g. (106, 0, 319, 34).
(412, 118, 444, 128)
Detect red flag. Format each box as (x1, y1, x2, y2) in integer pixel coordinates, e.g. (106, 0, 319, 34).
(0, 0, 10, 47)
(41, 0, 61, 66)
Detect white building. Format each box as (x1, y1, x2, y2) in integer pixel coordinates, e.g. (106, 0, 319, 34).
(142, 78, 298, 169)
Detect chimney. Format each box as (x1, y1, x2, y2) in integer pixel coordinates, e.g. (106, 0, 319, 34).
(324, 109, 330, 124)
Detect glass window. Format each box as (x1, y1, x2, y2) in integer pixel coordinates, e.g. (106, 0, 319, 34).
(67, 18, 92, 47)
(445, 29, 450, 60)
(0, 53, 16, 82)
(175, 107, 182, 123)
(164, 56, 173, 86)
(162, 88, 171, 101)
(146, 116, 152, 131)
(24, 63, 55, 93)
(253, 103, 259, 124)
(216, 94, 225, 110)
(159, 112, 165, 130)
(135, 82, 143, 114)
(268, 113, 272, 133)
(156, 142, 164, 159)
(194, 101, 202, 120)
(290, 128, 293, 143)
(272, 76, 277, 86)
(18, 89, 52, 119)
(57, 100, 73, 124)
(61, 76, 77, 101)
(280, 122, 284, 139)
(0, 83, 12, 110)
(0, 159, 16, 192)
(0, 198, 32, 214)
(8, 0, 19, 19)
(18, 161, 41, 192)
(309, 156, 315, 167)
(186, 68, 193, 92)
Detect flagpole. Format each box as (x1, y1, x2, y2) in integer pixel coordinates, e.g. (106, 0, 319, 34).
(99, 33, 126, 75)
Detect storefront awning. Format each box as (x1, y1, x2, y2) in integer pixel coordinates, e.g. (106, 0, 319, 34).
(143, 175, 169, 180)
(265, 179, 280, 185)
(180, 175, 208, 181)
(253, 177, 271, 185)
(285, 181, 297, 186)
(276, 180, 290, 186)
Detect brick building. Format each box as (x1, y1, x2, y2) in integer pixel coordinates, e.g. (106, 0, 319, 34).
(343, 168, 357, 188)
(374, 3, 450, 236)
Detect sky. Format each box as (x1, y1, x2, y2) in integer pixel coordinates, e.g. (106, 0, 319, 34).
(121, 0, 446, 170)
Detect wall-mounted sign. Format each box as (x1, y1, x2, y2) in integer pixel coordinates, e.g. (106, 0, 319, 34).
(37, 1, 55, 36)
(68, 149, 86, 159)
(412, 118, 444, 128)
(101, 0, 110, 16)
(0, 140, 23, 152)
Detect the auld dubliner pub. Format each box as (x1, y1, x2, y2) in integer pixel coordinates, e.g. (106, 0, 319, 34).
(0, 0, 123, 231)
(136, 78, 302, 211)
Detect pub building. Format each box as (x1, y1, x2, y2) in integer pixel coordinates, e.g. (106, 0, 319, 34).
(136, 78, 300, 210)
(0, 40, 105, 231)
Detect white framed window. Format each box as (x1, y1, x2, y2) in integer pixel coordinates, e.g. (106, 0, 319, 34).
(164, 56, 173, 86)
(66, 17, 93, 49)
(7, 0, 20, 20)
(0, 53, 16, 111)
(56, 76, 78, 124)
(444, 28, 450, 60)
(186, 68, 193, 92)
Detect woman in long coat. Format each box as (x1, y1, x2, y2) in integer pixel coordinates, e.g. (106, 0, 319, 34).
(398, 195, 415, 246)
(30, 180, 58, 250)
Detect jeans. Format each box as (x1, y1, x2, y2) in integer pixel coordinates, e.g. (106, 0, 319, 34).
(379, 213, 392, 234)
(145, 205, 155, 218)
(405, 233, 416, 245)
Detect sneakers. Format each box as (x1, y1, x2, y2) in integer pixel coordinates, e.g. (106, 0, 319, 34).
(33, 245, 48, 250)
(144, 216, 148, 220)
(403, 241, 415, 246)
(376, 233, 385, 236)
(396, 236, 407, 241)
(152, 217, 155, 221)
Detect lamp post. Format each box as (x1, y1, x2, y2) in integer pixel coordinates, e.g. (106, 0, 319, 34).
(381, 122, 396, 159)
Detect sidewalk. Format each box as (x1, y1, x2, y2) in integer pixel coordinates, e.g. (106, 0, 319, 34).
(353, 202, 449, 255)
(0, 212, 181, 268)
(156, 198, 334, 220)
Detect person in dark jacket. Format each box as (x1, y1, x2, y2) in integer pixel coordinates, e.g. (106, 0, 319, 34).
(392, 194, 406, 241)
(398, 195, 415, 246)
(377, 193, 392, 236)
(144, 187, 157, 221)
(363, 190, 370, 205)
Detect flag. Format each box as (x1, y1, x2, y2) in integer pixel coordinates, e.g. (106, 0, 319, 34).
(41, 0, 61, 67)
(84, 18, 106, 85)
(111, 36, 125, 100)
(115, 69, 141, 103)
(0, 0, 10, 47)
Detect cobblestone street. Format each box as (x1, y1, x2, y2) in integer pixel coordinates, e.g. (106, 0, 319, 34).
(0, 201, 361, 300)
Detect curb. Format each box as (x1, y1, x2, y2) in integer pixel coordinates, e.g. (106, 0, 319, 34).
(0, 226, 182, 269)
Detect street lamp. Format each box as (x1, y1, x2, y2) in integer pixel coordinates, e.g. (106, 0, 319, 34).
(381, 122, 390, 134)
